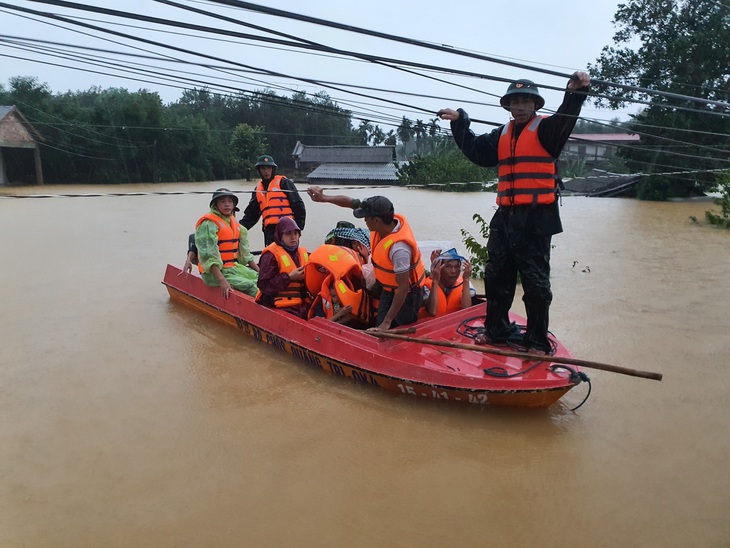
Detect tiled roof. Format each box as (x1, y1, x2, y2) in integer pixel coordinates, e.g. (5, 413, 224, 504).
(562, 171, 643, 197)
(307, 163, 398, 181)
(297, 146, 394, 163)
(569, 133, 640, 142)
(0, 106, 14, 120)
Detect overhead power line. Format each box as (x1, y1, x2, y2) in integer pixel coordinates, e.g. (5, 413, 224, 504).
(201, 0, 730, 111)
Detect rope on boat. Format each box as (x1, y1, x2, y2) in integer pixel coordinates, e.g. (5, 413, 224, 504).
(551, 365, 592, 411)
(456, 315, 592, 409)
(456, 315, 559, 356)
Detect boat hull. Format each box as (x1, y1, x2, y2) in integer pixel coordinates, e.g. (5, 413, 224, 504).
(163, 265, 581, 408)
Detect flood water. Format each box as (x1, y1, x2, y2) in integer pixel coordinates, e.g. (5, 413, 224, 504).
(1, 182, 729, 547)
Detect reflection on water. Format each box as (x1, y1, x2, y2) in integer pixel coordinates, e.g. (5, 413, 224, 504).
(1, 183, 729, 547)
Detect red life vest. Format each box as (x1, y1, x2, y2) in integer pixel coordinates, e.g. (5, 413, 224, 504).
(305, 244, 372, 324)
(255, 175, 294, 227)
(496, 116, 557, 207)
(194, 213, 240, 273)
(370, 214, 426, 291)
(255, 243, 309, 308)
(418, 276, 465, 319)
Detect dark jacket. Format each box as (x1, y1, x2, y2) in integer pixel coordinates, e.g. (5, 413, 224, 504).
(241, 177, 306, 231)
(256, 217, 309, 318)
(450, 86, 589, 236)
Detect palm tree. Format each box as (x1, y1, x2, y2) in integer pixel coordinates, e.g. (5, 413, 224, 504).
(397, 117, 413, 144)
(370, 125, 386, 145)
(414, 119, 427, 153)
(357, 120, 374, 145)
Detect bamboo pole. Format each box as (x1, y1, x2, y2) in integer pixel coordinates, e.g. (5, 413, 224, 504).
(370, 331, 663, 381)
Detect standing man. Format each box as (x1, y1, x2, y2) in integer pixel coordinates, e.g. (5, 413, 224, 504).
(240, 155, 306, 246)
(306, 187, 426, 331)
(437, 71, 590, 354)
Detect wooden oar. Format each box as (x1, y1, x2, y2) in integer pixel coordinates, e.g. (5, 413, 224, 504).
(370, 331, 663, 381)
(385, 327, 417, 335)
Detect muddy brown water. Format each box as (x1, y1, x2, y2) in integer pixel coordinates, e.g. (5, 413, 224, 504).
(1, 182, 729, 547)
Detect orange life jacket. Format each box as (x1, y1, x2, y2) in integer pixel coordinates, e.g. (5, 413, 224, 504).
(255, 243, 309, 308)
(305, 244, 371, 323)
(418, 276, 465, 319)
(255, 175, 294, 227)
(370, 214, 426, 291)
(194, 213, 240, 273)
(496, 116, 557, 207)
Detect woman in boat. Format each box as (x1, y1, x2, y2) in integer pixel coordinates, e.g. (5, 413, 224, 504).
(194, 188, 259, 299)
(420, 248, 474, 318)
(255, 216, 310, 318)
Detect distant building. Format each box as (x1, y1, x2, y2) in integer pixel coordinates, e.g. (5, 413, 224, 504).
(291, 141, 398, 185)
(0, 105, 44, 185)
(563, 133, 640, 163)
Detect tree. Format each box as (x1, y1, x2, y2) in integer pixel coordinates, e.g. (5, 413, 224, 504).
(397, 117, 413, 144)
(3, 76, 51, 107)
(384, 130, 397, 146)
(414, 119, 427, 153)
(589, 0, 730, 199)
(229, 123, 267, 179)
(356, 120, 374, 145)
(370, 125, 386, 145)
(396, 147, 493, 191)
(1, 76, 359, 184)
(701, 172, 730, 228)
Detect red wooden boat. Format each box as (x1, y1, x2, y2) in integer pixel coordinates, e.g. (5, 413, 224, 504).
(162, 264, 585, 408)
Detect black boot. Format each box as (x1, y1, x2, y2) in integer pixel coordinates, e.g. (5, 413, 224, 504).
(484, 299, 521, 343)
(523, 299, 551, 352)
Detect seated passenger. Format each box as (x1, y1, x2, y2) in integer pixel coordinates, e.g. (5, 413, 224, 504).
(305, 243, 374, 327)
(420, 248, 473, 318)
(325, 225, 371, 263)
(255, 217, 310, 318)
(181, 233, 198, 274)
(324, 220, 355, 246)
(194, 188, 259, 298)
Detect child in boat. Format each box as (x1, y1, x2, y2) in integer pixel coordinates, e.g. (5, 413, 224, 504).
(420, 248, 474, 318)
(194, 188, 259, 299)
(255, 217, 310, 318)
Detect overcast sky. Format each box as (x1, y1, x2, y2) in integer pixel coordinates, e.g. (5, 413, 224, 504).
(0, 0, 632, 131)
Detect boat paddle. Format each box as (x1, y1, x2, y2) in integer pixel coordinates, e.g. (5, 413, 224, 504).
(370, 331, 663, 381)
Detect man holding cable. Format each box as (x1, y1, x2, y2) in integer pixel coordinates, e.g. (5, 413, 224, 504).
(437, 71, 590, 354)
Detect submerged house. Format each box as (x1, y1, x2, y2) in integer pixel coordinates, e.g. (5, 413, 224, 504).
(291, 142, 398, 185)
(562, 133, 640, 164)
(0, 105, 44, 185)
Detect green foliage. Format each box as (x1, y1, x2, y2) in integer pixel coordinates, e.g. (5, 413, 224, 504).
(1, 78, 359, 184)
(229, 124, 267, 178)
(562, 157, 587, 178)
(460, 213, 490, 278)
(636, 175, 703, 201)
(396, 148, 495, 191)
(588, 0, 730, 199)
(397, 117, 413, 144)
(704, 173, 730, 229)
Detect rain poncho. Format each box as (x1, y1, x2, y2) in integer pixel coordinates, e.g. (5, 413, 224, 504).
(195, 207, 258, 296)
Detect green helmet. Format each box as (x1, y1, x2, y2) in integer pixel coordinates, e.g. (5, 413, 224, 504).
(254, 155, 277, 169)
(500, 79, 545, 111)
(209, 187, 239, 209)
